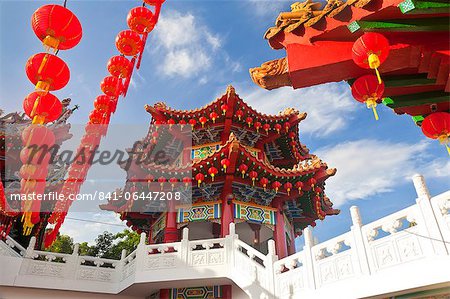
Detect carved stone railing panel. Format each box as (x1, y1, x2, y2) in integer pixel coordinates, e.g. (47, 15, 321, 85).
(362, 205, 427, 271)
(188, 239, 226, 267)
(2, 179, 449, 299)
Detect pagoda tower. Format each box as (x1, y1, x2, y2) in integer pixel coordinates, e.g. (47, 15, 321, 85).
(102, 85, 338, 260)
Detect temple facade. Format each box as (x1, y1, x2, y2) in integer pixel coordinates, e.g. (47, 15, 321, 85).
(100, 86, 338, 297)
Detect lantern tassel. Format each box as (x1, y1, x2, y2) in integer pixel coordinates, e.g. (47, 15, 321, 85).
(372, 106, 379, 121)
(123, 57, 136, 97)
(136, 32, 148, 70)
(445, 144, 450, 156)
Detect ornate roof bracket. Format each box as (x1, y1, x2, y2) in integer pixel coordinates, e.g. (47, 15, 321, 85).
(249, 57, 292, 90)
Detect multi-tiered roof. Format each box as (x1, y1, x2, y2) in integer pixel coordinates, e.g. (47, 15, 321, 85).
(101, 86, 338, 240)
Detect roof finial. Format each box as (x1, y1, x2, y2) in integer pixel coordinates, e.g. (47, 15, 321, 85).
(226, 85, 235, 97)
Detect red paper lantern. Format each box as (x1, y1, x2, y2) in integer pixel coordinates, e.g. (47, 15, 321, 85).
(23, 92, 62, 124)
(421, 112, 450, 155)
(189, 119, 197, 128)
(295, 181, 304, 193)
(22, 125, 55, 148)
(274, 123, 282, 133)
(101, 76, 122, 98)
(195, 173, 205, 187)
(167, 119, 176, 127)
(260, 177, 269, 190)
(127, 7, 155, 34)
(221, 158, 230, 170)
(169, 177, 178, 190)
(246, 117, 253, 127)
(289, 132, 296, 140)
(284, 182, 293, 195)
(107, 55, 132, 78)
(352, 32, 390, 83)
(199, 116, 207, 127)
(19, 164, 49, 181)
(249, 170, 258, 186)
(208, 166, 218, 181)
(94, 95, 113, 113)
(308, 178, 317, 189)
(221, 104, 228, 115)
(254, 121, 262, 132)
(31, 5, 82, 51)
(351, 75, 385, 121)
(89, 110, 104, 124)
(116, 30, 142, 57)
(20, 147, 51, 166)
(182, 176, 192, 187)
(272, 181, 281, 193)
(284, 122, 291, 132)
(238, 164, 248, 178)
(158, 176, 166, 190)
(25, 53, 70, 94)
(236, 110, 244, 121)
(210, 112, 218, 123)
(263, 123, 270, 133)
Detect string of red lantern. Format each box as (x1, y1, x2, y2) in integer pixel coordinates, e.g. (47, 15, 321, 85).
(43, 0, 165, 248)
(17, 2, 83, 236)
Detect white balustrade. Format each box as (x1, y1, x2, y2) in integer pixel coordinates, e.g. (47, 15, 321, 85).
(0, 175, 449, 298)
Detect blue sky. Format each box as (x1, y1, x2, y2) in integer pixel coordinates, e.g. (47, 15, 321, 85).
(1, 0, 448, 247)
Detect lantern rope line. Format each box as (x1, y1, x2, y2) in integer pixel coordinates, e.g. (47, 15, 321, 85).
(44, 0, 165, 247)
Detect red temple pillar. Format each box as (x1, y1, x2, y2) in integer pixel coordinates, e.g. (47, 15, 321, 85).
(164, 200, 178, 243)
(287, 223, 296, 255)
(222, 285, 232, 299)
(221, 176, 234, 237)
(159, 288, 170, 299)
(273, 199, 288, 258)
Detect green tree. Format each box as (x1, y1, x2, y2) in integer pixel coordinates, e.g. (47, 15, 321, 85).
(46, 234, 74, 254)
(102, 229, 140, 259)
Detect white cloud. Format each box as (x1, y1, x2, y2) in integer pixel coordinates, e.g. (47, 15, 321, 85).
(162, 49, 211, 77)
(314, 139, 450, 207)
(153, 10, 222, 78)
(242, 83, 357, 137)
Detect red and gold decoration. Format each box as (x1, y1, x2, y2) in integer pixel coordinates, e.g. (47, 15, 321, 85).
(18, 2, 83, 236)
(421, 112, 450, 155)
(43, 0, 165, 247)
(351, 74, 385, 120)
(352, 33, 390, 84)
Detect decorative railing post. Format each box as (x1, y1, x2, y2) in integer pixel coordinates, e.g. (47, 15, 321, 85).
(266, 239, 278, 297)
(225, 222, 237, 275)
(116, 249, 127, 282)
(135, 232, 147, 272)
(180, 227, 189, 264)
(25, 236, 36, 259)
(67, 243, 80, 279)
(350, 206, 371, 275)
(302, 227, 316, 290)
(413, 174, 448, 255)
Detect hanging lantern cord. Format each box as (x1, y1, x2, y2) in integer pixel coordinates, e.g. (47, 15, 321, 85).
(366, 98, 379, 121)
(63, 0, 68, 7)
